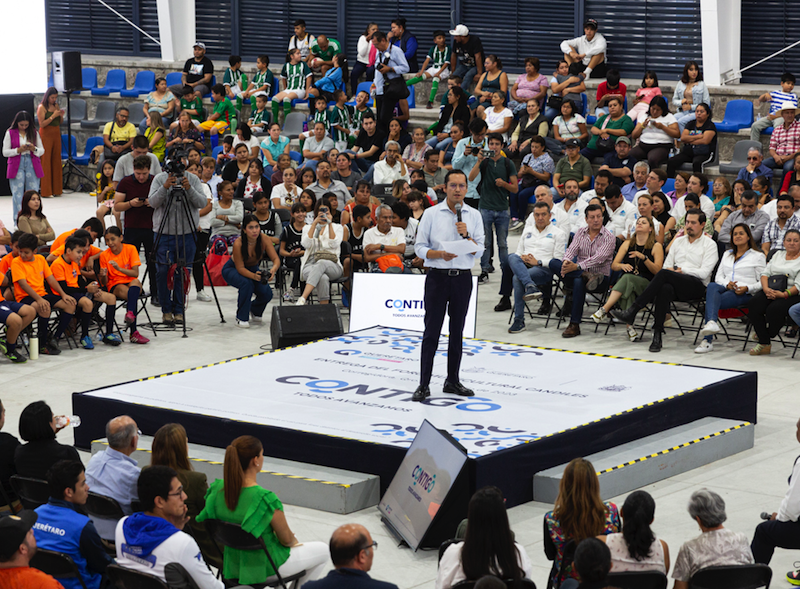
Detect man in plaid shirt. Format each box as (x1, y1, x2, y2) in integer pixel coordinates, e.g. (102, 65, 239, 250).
(764, 102, 800, 174)
(556, 202, 615, 338)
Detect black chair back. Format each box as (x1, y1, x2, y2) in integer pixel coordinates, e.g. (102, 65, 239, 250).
(9, 475, 50, 509)
(106, 563, 170, 589)
(164, 562, 201, 589)
(30, 549, 89, 589)
(689, 564, 772, 589)
(205, 519, 305, 589)
(608, 570, 668, 589)
(438, 538, 460, 563)
(85, 491, 126, 519)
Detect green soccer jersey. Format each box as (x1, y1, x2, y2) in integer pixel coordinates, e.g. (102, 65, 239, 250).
(310, 38, 342, 62)
(213, 98, 236, 125)
(223, 67, 244, 90)
(331, 105, 352, 142)
(180, 97, 204, 122)
(427, 45, 451, 69)
(252, 69, 275, 95)
(311, 109, 331, 133)
(251, 108, 269, 126)
(281, 62, 312, 92)
(350, 106, 373, 132)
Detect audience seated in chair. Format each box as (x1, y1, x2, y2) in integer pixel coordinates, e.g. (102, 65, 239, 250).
(762, 194, 800, 256)
(116, 465, 225, 589)
(14, 401, 81, 481)
(671, 489, 754, 589)
(436, 486, 532, 589)
(34, 460, 113, 589)
(545, 458, 620, 588)
(196, 435, 328, 587)
(84, 415, 141, 540)
(0, 509, 63, 588)
(363, 204, 407, 274)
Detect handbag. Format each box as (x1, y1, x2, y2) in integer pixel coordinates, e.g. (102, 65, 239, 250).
(547, 95, 563, 110)
(768, 274, 788, 291)
(309, 251, 339, 264)
(203, 253, 230, 287)
(103, 121, 131, 159)
(595, 115, 615, 151)
(386, 75, 410, 100)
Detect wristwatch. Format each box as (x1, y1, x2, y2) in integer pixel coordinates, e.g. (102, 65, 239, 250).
(537, 260, 543, 267)
(380, 244, 385, 252)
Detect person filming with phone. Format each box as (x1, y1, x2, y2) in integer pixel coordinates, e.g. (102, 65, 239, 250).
(296, 200, 346, 306)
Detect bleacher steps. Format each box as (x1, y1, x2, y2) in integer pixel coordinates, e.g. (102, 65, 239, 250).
(532, 417, 754, 503)
(91, 435, 380, 514)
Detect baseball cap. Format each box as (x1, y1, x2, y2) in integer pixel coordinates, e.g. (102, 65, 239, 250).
(193, 42, 206, 50)
(565, 138, 582, 148)
(584, 19, 599, 29)
(616, 136, 631, 145)
(779, 101, 797, 112)
(449, 25, 469, 37)
(0, 510, 37, 560)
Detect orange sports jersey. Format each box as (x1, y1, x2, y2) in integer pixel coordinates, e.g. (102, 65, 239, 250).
(0, 252, 14, 274)
(50, 228, 78, 253)
(11, 254, 52, 301)
(100, 244, 140, 290)
(50, 256, 81, 289)
(0, 566, 64, 589)
(50, 243, 101, 268)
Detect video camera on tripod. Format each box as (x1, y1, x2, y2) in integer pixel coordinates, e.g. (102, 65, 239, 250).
(164, 148, 187, 201)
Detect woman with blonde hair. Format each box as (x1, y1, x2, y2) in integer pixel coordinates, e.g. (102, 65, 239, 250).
(196, 435, 327, 587)
(545, 458, 621, 587)
(150, 423, 221, 568)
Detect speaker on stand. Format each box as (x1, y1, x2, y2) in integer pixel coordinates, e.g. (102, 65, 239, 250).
(52, 51, 92, 192)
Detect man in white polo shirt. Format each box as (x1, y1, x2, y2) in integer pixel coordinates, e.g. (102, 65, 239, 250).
(362, 204, 407, 272)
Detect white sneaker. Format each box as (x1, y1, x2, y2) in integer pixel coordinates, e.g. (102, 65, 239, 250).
(700, 320, 720, 336)
(694, 340, 713, 354)
(250, 313, 263, 324)
(296, 297, 306, 306)
(196, 290, 213, 302)
(591, 307, 607, 324)
(236, 319, 250, 329)
(626, 325, 639, 342)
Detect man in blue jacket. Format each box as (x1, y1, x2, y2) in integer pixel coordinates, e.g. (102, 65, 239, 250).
(33, 460, 113, 589)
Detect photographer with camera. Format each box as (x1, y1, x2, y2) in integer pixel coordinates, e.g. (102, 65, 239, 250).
(147, 156, 208, 325)
(451, 117, 488, 209)
(469, 132, 518, 283)
(296, 200, 346, 306)
(221, 214, 280, 328)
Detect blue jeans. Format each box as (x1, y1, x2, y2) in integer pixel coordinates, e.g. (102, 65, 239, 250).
(544, 107, 560, 123)
(453, 64, 477, 92)
(551, 258, 610, 324)
(9, 154, 39, 223)
(426, 137, 453, 152)
(763, 156, 796, 174)
(508, 254, 554, 321)
(363, 163, 376, 183)
(221, 259, 273, 321)
(301, 159, 320, 172)
(789, 302, 800, 327)
(155, 232, 196, 315)
(674, 110, 696, 132)
(703, 283, 751, 342)
(480, 208, 510, 272)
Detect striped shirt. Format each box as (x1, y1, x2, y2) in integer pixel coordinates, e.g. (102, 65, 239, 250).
(331, 106, 351, 143)
(427, 45, 452, 69)
(762, 214, 800, 250)
(769, 90, 798, 115)
(564, 225, 615, 276)
(311, 109, 331, 134)
(252, 70, 274, 95)
(281, 62, 312, 92)
(769, 118, 800, 156)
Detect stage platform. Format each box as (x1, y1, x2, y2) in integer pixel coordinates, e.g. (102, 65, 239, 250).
(73, 327, 758, 507)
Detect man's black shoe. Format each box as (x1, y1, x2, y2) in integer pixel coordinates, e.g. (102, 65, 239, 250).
(494, 297, 511, 312)
(558, 299, 572, 318)
(611, 306, 638, 325)
(411, 385, 430, 402)
(649, 331, 662, 353)
(537, 301, 552, 315)
(443, 380, 474, 397)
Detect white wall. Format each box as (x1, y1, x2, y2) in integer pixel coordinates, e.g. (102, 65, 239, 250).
(157, 0, 196, 62)
(701, 0, 741, 86)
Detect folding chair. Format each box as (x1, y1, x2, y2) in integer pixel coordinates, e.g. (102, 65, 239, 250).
(688, 563, 772, 589)
(30, 549, 89, 589)
(607, 571, 668, 589)
(106, 564, 168, 589)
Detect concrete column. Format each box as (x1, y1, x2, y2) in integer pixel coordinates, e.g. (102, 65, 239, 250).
(701, 0, 741, 86)
(156, 0, 196, 63)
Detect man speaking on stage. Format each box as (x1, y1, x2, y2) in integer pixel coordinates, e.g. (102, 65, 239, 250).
(412, 169, 485, 402)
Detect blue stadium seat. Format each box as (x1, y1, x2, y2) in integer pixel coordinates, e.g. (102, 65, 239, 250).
(120, 71, 156, 97)
(74, 136, 104, 165)
(407, 84, 416, 109)
(166, 72, 183, 88)
(663, 178, 675, 193)
(346, 82, 374, 107)
(82, 68, 98, 92)
(92, 70, 126, 96)
(289, 150, 302, 163)
(61, 134, 78, 159)
(212, 145, 224, 160)
(715, 100, 754, 132)
(203, 75, 217, 99)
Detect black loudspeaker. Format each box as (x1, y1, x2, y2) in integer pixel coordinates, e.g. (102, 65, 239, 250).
(270, 305, 344, 349)
(52, 51, 82, 93)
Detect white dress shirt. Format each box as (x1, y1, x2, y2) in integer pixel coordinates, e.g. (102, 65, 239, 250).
(714, 249, 766, 294)
(778, 458, 800, 522)
(554, 198, 588, 234)
(373, 159, 410, 185)
(415, 201, 485, 269)
(664, 234, 719, 285)
(606, 199, 637, 236)
(671, 194, 715, 222)
(515, 224, 567, 266)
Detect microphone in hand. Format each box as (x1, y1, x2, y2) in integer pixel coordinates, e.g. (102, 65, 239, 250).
(455, 203, 467, 239)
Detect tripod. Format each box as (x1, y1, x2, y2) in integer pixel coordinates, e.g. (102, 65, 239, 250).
(142, 174, 225, 337)
(61, 90, 93, 192)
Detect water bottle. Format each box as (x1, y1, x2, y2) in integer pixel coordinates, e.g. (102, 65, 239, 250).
(95, 332, 104, 342)
(55, 415, 81, 429)
(29, 336, 38, 360)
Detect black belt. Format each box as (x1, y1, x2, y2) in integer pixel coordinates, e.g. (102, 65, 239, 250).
(429, 268, 472, 276)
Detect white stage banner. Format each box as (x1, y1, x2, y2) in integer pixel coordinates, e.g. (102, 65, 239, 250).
(85, 327, 746, 458)
(350, 273, 478, 337)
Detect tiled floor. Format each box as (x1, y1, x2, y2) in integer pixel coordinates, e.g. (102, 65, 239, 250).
(1, 191, 796, 588)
